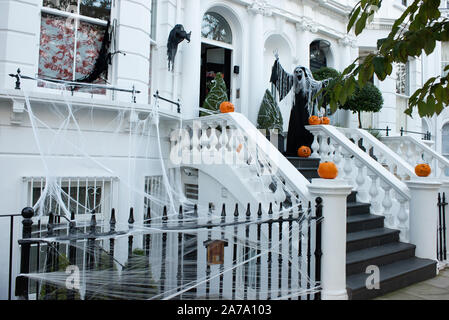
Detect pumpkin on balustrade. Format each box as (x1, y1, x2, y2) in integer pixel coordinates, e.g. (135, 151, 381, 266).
(415, 163, 431, 177)
(219, 101, 235, 113)
(317, 161, 338, 179)
(297, 146, 311, 158)
(308, 115, 321, 125)
(320, 116, 330, 125)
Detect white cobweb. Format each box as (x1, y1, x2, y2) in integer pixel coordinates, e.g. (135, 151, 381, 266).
(12, 78, 321, 300)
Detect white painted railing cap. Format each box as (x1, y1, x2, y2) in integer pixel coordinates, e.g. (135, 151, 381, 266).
(308, 178, 353, 196)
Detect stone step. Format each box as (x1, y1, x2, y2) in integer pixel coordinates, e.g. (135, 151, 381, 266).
(347, 228, 400, 252)
(347, 202, 371, 216)
(286, 157, 320, 169)
(346, 242, 416, 276)
(347, 214, 385, 233)
(346, 257, 437, 300)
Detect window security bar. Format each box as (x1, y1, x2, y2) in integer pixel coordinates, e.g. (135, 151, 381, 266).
(153, 90, 181, 113)
(8, 68, 141, 103)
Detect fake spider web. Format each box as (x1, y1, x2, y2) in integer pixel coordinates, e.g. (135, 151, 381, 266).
(11, 79, 321, 300)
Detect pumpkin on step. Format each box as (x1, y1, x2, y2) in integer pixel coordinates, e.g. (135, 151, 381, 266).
(317, 161, 338, 179)
(320, 116, 330, 125)
(415, 163, 431, 177)
(308, 115, 321, 125)
(297, 146, 311, 158)
(219, 101, 235, 113)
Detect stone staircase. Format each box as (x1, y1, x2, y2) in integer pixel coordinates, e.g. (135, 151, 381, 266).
(287, 156, 437, 300)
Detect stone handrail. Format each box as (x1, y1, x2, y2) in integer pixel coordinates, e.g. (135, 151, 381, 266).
(307, 125, 411, 241)
(337, 128, 416, 181)
(169, 112, 311, 208)
(381, 135, 449, 179)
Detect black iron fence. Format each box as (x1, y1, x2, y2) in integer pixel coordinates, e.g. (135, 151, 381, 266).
(14, 198, 323, 300)
(361, 126, 432, 141)
(1, 214, 21, 300)
(438, 192, 447, 262)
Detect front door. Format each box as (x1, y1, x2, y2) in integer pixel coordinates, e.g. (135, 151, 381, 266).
(200, 43, 232, 111)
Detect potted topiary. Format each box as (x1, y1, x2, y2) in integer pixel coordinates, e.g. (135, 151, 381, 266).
(340, 82, 384, 129)
(257, 89, 285, 152)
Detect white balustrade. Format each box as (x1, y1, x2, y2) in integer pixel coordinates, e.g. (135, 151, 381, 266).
(338, 128, 416, 182)
(169, 113, 312, 209)
(382, 135, 449, 179)
(306, 125, 411, 242)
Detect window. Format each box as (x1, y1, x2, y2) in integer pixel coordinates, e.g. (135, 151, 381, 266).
(201, 12, 232, 45)
(184, 184, 199, 201)
(309, 40, 329, 72)
(396, 62, 410, 96)
(144, 176, 168, 218)
(442, 42, 449, 78)
(26, 177, 114, 217)
(442, 124, 449, 176)
(38, 0, 111, 84)
(402, 0, 407, 6)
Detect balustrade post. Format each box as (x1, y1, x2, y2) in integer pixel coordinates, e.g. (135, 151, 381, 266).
(308, 179, 352, 300)
(406, 179, 442, 264)
(15, 207, 34, 300)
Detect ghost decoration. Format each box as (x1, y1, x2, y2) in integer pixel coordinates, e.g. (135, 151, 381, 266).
(270, 57, 331, 155)
(167, 24, 191, 72)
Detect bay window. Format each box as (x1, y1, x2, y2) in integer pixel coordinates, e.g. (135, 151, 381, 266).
(38, 0, 111, 86)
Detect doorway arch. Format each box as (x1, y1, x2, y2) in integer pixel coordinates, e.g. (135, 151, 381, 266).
(200, 5, 243, 112)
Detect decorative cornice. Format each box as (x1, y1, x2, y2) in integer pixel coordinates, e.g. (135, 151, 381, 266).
(295, 16, 318, 33)
(338, 34, 357, 48)
(247, 0, 272, 17)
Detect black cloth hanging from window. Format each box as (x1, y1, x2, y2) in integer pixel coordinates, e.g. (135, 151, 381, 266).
(76, 21, 111, 83)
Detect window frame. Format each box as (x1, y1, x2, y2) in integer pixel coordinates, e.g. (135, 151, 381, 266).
(201, 11, 233, 47)
(24, 176, 117, 222)
(395, 61, 410, 97)
(36, 2, 113, 100)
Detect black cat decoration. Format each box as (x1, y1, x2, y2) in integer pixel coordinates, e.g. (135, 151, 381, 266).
(167, 24, 191, 71)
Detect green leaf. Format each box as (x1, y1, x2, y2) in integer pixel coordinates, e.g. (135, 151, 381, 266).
(355, 13, 368, 36)
(348, 6, 361, 32)
(373, 56, 387, 80)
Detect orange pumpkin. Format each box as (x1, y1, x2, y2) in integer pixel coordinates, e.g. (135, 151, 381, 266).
(321, 116, 330, 125)
(297, 146, 311, 158)
(236, 143, 243, 153)
(220, 101, 235, 113)
(415, 163, 431, 177)
(317, 161, 338, 179)
(308, 115, 321, 125)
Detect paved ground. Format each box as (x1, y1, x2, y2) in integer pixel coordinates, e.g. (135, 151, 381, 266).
(375, 268, 449, 300)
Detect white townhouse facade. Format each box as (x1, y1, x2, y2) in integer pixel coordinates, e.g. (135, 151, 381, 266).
(1, 0, 449, 300)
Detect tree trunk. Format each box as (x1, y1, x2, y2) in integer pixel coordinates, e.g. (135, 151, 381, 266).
(357, 111, 362, 129)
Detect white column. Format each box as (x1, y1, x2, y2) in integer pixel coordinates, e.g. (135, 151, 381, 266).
(308, 178, 353, 300)
(247, 7, 265, 124)
(0, 0, 40, 91)
(295, 24, 311, 68)
(115, 0, 151, 104)
(406, 178, 442, 262)
(181, 0, 201, 118)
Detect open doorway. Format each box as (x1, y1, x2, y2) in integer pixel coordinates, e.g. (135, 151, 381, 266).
(200, 43, 232, 109)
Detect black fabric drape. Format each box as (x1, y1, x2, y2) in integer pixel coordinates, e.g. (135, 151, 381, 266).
(270, 59, 314, 156)
(286, 93, 314, 156)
